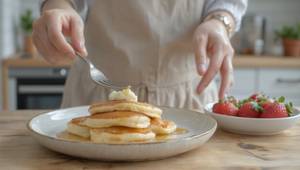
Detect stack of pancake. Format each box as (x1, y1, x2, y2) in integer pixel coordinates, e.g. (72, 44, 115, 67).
(66, 88, 177, 144)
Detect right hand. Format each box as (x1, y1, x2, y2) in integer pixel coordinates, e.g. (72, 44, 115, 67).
(32, 9, 87, 64)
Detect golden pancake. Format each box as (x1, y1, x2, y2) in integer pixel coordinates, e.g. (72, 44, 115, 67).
(83, 111, 150, 128)
(90, 126, 155, 143)
(150, 118, 177, 135)
(89, 100, 162, 118)
(67, 117, 90, 138)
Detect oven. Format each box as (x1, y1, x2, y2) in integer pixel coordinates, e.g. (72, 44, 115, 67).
(8, 67, 69, 110)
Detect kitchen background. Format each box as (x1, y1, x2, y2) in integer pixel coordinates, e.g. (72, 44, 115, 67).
(0, 0, 300, 110)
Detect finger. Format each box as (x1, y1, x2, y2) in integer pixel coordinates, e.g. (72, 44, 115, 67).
(33, 22, 53, 59)
(46, 19, 75, 57)
(196, 43, 223, 94)
(70, 17, 87, 56)
(37, 29, 64, 64)
(35, 34, 58, 64)
(194, 35, 207, 75)
(219, 55, 234, 99)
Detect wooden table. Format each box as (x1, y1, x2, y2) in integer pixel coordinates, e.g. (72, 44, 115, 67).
(1, 110, 300, 170)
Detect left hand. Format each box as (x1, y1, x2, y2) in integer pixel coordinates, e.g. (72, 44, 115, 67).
(193, 19, 235, 99)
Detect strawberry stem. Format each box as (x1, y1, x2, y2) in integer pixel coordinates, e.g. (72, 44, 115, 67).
(277, 96, 285, 103)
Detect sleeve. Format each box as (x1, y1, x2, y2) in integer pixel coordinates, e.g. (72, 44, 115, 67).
(70, 0, 89, 21)
(202, 0, 248, 31)
(40, 0, 89, 21)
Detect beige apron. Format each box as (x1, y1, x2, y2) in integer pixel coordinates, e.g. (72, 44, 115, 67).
(62, 0, 218, 111)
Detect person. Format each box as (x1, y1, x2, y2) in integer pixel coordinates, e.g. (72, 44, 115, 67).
(33, 0, 247, 111)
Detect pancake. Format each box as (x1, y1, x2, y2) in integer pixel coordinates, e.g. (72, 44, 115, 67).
(83, 111, 150, 128)
(150, 118, 177, 135)
(90, 126, 155, 143)
(67, 117, 90, 138)
(89, 100, 162, 118)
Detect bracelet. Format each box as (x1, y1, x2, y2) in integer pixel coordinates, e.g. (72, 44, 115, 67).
(40, 0, 76, 14)
(205, 14, 234, 37)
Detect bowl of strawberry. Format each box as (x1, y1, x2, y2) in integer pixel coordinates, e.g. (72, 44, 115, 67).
(205, 94, 300, 135)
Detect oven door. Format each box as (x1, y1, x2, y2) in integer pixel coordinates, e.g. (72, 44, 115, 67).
(17, 78, 65, 109)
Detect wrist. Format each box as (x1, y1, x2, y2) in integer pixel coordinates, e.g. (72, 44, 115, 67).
(204, 11, 235, 37)
(203, 19, 229, 37)
(41, 0, 76, 13)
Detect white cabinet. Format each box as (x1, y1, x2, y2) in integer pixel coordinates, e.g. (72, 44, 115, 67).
(215, 69, 257, 99)
(230, 69, 257, 98)
(258, 69, 300, 106)
(217, 68, 300, 106)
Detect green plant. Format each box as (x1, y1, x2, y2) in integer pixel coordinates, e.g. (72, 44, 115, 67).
(275, 23, 300, 40)
(20, 10, 34, 34)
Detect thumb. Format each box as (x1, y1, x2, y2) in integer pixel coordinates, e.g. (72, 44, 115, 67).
(70, 17, 87, 56)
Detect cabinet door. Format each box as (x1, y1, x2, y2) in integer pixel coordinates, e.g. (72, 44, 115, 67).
(258, 69, 300, 105)
(215, 69, 257, 99)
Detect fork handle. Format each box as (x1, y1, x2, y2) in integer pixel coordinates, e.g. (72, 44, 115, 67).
(76, 52, 93, 67)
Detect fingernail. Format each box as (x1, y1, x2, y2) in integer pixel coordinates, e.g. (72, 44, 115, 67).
(80, 41, 84, 48)
(80, 42, 88, 56)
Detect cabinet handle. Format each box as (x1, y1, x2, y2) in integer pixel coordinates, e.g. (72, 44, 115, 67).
(276, 78, 300, 84)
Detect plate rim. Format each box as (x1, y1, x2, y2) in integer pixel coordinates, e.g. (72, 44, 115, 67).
(27, 106, 218, 146)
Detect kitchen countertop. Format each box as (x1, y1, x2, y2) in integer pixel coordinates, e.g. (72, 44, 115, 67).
(2, 55, 71, 68)
(1, 110, 300, 170)
(234, 55, 300, 68)
(2, 55, 300, 68)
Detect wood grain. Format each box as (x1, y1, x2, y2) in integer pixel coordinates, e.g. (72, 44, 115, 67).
(234, 55, 300, 68)
(1, 110, 300, 170)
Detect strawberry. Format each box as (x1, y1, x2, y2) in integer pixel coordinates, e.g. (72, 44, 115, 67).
(227, 96, 239, 107)
(237, 101, 262, 118)
(260, 101, 273, 110)
(260, 97, 293, 118)
(249, 93, 259, 101)
(212, 99, 238, 116)
(249, 93, 270, 102)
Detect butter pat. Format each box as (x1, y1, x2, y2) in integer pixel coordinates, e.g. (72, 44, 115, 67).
(109, 87, 138, 102)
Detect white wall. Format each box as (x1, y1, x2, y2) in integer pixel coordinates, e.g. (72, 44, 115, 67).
(0, 0, 39, 110)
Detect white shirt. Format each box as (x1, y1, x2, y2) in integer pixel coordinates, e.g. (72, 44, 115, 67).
(41, 0, 247, 110)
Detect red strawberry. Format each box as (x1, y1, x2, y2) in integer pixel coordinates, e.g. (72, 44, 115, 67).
(212, 100, 238, 116)
(260, 101, 273, 110)
(260, 97, 293, 118)
(249, 93, 269, 103)
(260, 103, 288, 118)
(237, 101, 262, 118)
(249, 93, 259, 101)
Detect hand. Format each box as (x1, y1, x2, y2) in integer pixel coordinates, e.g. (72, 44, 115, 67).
(32, 8, 87, 64)
(193, 19, 234, 99)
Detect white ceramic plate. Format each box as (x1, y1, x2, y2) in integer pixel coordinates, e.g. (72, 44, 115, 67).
(205, 103, 300, 135)
(28, 106, 217, 161)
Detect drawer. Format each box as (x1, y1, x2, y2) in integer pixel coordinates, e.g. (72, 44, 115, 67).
(258, 69, 300, 97)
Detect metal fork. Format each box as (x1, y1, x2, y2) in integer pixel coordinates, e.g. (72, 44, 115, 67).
(76, 52, 143, 90)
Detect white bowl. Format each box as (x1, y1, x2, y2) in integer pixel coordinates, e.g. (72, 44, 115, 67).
(205, 103, 300, 135)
